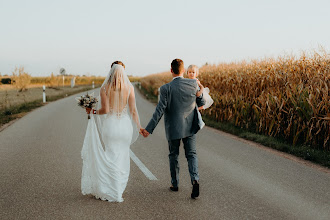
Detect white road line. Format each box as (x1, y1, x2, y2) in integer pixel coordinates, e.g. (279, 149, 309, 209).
(130, 150, 158, 180)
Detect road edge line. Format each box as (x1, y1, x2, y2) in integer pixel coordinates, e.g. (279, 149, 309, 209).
(130, 150, 158, 180)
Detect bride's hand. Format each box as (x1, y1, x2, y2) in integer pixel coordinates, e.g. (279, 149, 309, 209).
(86, 108, 92, 114)
(139, 128, 150, 138)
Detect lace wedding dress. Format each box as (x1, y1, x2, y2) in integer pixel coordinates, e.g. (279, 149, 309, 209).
(81, 64, 140, 202)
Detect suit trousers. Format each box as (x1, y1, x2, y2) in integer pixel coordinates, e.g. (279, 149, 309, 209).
(168, 134, 199, 187)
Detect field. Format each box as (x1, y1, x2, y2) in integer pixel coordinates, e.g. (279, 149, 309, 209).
(0, 85, 95, 110)
(0, 85, 98, 127)
(1, 75, 105, 88)
(0, 74, 141, 127)
(0, 75, 140, 89)
(140, 50, 330, 151)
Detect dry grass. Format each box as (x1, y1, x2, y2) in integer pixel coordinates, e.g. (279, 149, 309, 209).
(0, 75, 105, 88)
(1, 75, 140, 89)
(0, 74, 140, 111)
(141, 71, 172, 96)
(0, 74, 140, 127)
(140, 50, 330, 150)
(0, 85, 95, 110)
(12, 67, 32, 92)
(29, 75, 106, 87)
(0, 85, 99, 127)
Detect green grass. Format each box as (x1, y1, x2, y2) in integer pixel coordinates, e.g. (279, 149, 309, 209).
(137, 84, 330, 168)
(0, 100, 44, 125)
(0, 85, 98, 127)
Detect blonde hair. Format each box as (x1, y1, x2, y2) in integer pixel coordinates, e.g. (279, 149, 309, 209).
(187, 65, 199, 76)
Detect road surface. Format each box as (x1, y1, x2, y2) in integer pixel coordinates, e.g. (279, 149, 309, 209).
(1, 86, 329, 220)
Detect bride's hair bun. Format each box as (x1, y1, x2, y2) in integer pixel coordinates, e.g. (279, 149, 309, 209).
(111, 61, 125, 69)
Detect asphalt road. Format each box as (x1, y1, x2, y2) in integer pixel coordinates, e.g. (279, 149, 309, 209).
(1, 86, 329, 220)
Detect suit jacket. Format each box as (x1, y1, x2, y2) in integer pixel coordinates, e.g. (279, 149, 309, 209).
(145, 77, 206, 140)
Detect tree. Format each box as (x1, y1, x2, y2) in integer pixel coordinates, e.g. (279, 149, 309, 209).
(12, 66, 31, 92)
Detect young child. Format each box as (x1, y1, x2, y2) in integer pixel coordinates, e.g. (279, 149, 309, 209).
(187, 65, 214, 110)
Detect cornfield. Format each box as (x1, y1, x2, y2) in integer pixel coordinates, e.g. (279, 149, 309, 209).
(141, 50, 330, 150)
(141, 71, 172, 96)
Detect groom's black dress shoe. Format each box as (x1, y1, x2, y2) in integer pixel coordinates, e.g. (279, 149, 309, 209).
(191, 181, 199, 199)
(170, 186, 178, 191)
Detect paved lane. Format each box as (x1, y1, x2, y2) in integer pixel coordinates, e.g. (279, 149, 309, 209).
(1, 86, 329, 220)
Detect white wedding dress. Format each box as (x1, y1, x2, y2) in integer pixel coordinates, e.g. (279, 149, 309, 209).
(197, 87, 214, 130)
(201, 87, 213, 110)
(81, 65, 140, 202)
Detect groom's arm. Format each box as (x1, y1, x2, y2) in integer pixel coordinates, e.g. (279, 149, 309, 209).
(145, 85, 168, 134)
(196, 94, 206, 107)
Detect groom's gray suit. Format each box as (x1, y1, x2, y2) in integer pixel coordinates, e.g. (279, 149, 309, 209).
(145, 76, 205, 187)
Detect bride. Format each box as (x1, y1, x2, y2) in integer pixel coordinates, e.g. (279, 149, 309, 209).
(81, 63, 141, 202)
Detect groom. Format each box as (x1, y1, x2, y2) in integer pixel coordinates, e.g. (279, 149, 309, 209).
(141, 59, 205, 199)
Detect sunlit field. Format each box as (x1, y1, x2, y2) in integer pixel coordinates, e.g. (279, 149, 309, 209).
(0, 85, 95, 109)
(0, 74, 140, 126)
(0, 74, 140, 108)
(141, 50, 330, 150)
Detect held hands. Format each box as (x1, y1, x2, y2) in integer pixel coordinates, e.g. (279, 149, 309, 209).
(139, 128, 150, 138)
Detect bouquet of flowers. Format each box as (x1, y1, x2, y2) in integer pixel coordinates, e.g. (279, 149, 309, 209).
(75, 92, 98, 119)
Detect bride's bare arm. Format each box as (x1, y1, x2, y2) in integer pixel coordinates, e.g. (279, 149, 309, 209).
(128, 86, 141, 129)
(95, 86, 108, 114)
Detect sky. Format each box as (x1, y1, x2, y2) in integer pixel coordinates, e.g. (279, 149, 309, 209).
(0, 0, 329, 77)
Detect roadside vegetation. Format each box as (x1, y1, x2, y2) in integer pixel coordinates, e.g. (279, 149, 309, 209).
(139, 49, 330, 168)
(0, 68, 140, 127)
(0, 85, 97, 127)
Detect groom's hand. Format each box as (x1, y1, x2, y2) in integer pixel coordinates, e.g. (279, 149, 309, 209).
(139, 128, 146, 137)
(143, 129, 150, 138)
(139, 128, 150, 138)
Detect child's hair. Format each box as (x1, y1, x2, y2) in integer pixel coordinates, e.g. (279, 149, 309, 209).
(187, 65, 199, 76)
(171, 59, 184, 75)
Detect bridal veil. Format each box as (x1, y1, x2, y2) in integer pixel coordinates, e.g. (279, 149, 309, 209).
(81, 64, 140, 202)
